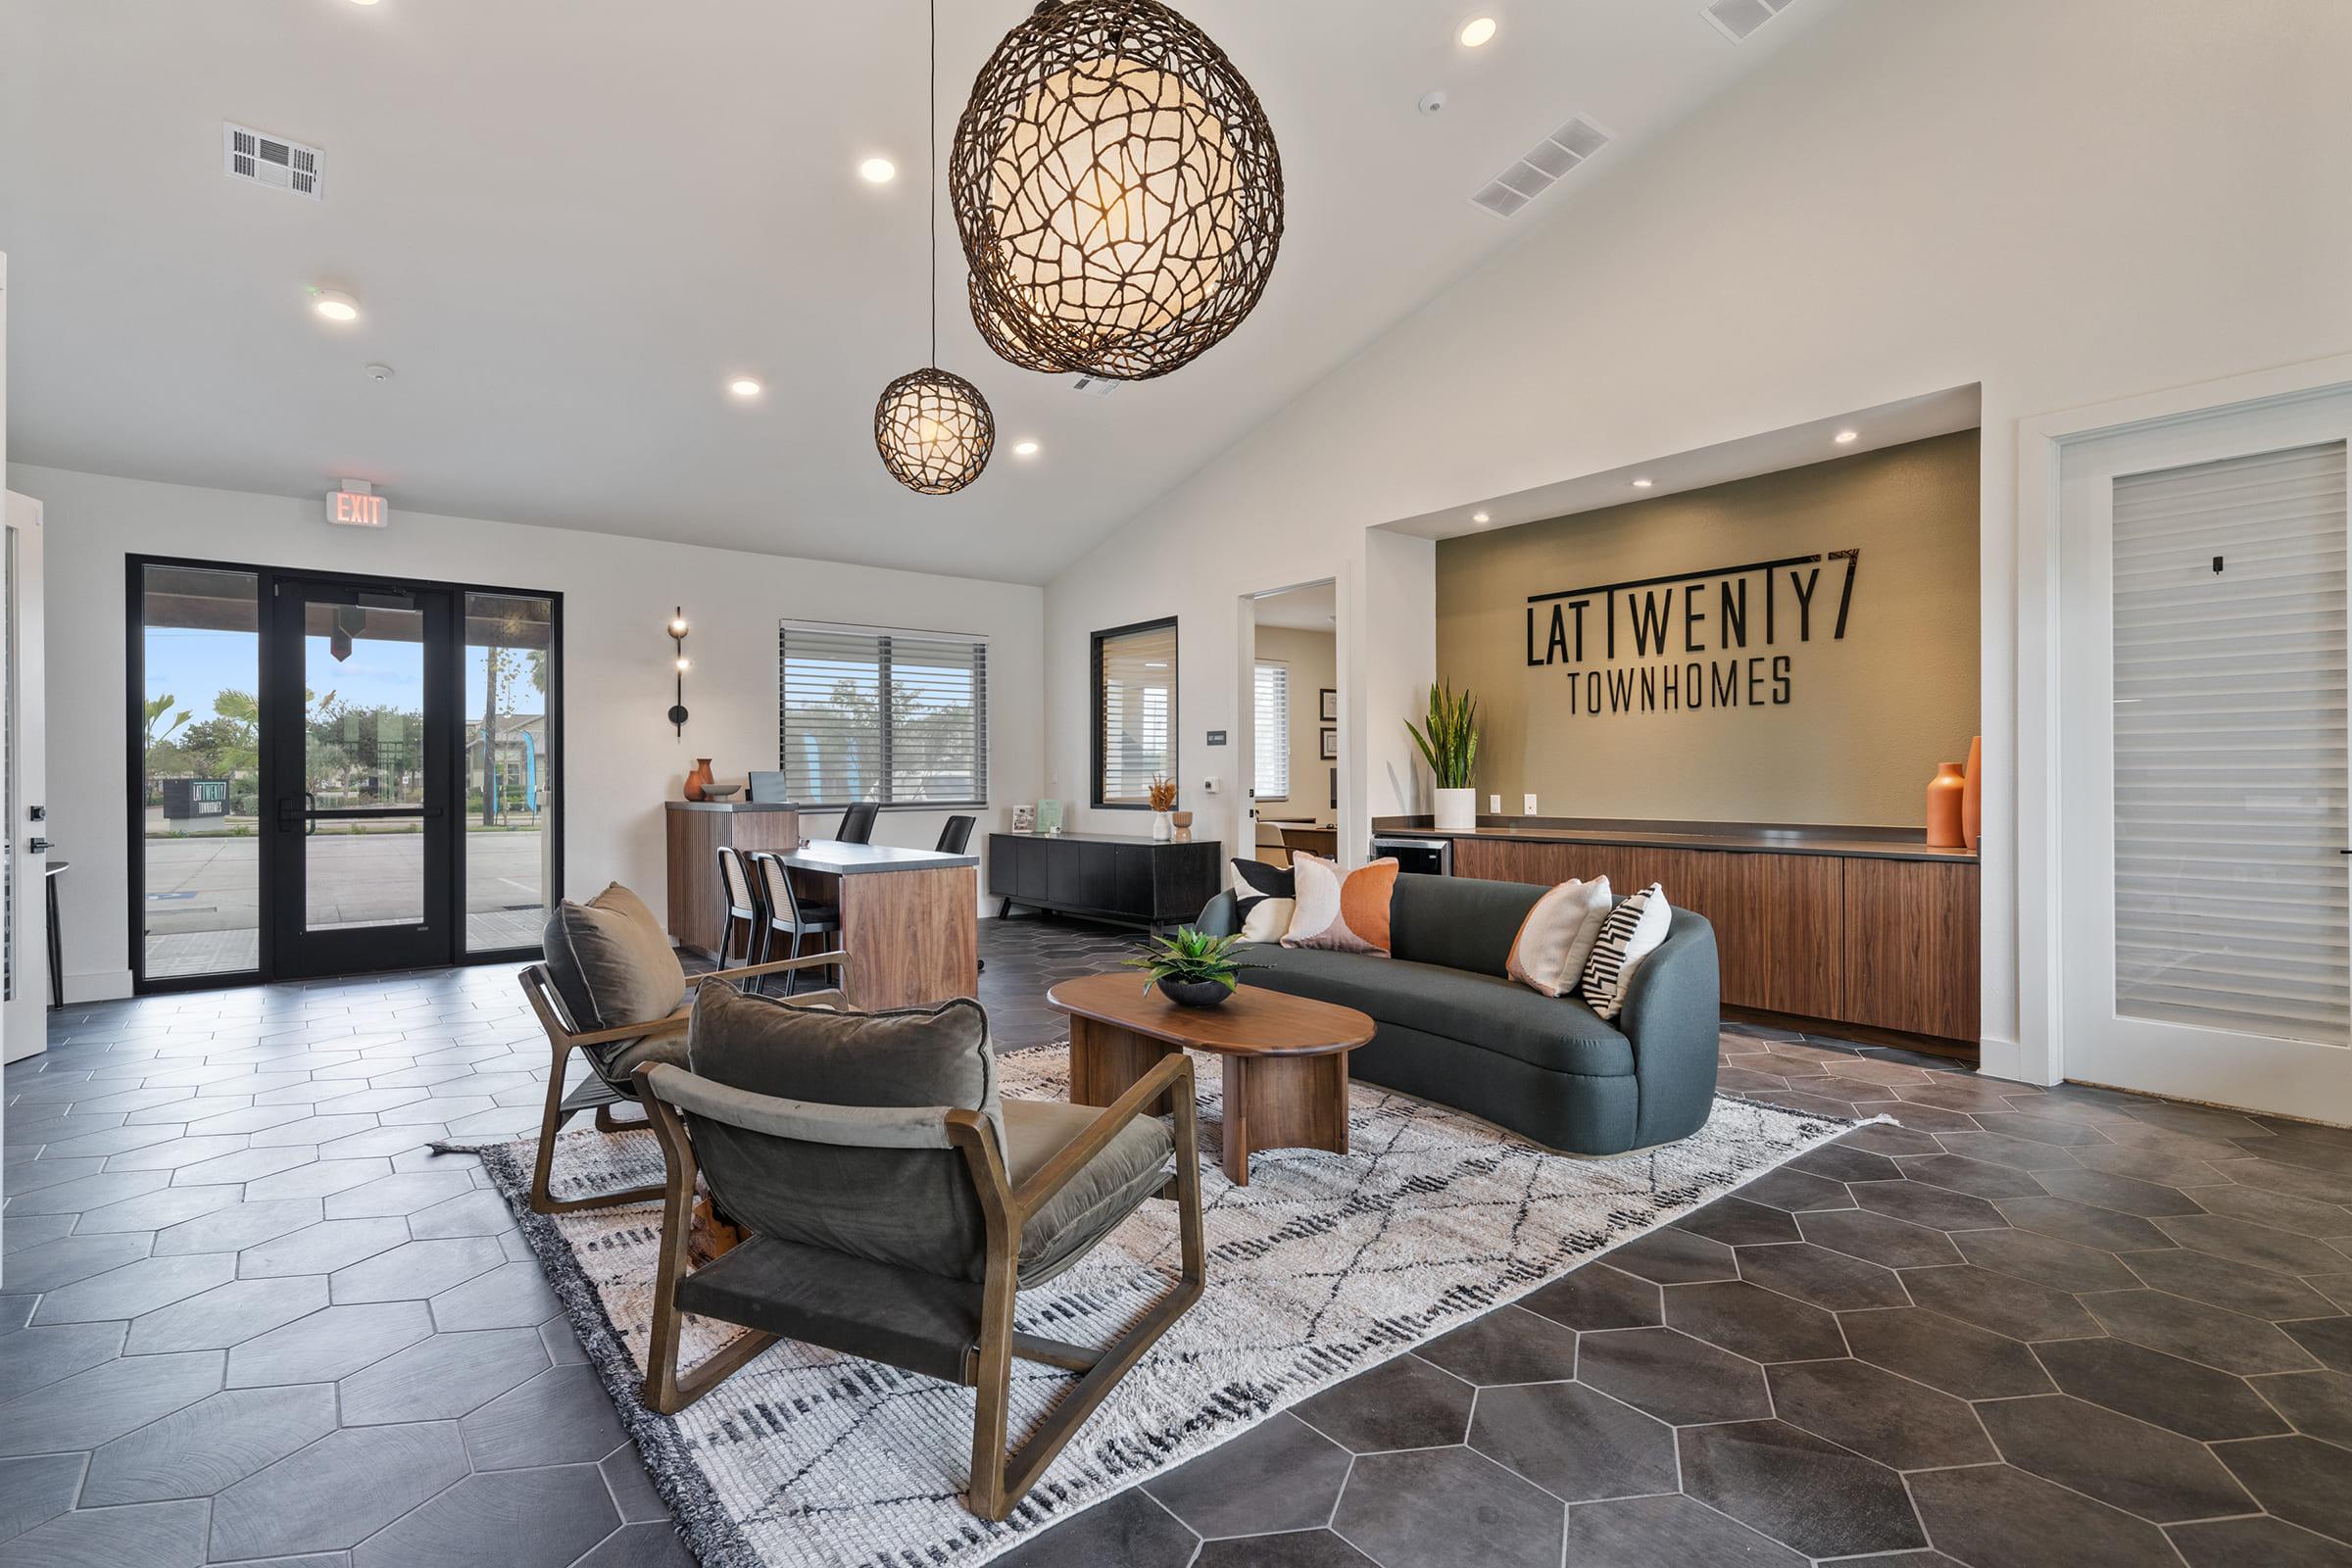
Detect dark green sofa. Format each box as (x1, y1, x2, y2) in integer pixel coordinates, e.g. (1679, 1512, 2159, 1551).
(1196, 873, 1720, 1155)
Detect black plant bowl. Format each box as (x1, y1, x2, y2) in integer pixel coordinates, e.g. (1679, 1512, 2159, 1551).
(1156, 977, 1234, 1009)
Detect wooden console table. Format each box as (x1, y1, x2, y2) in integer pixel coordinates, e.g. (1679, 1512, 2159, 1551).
(988, 832, 1222, 934)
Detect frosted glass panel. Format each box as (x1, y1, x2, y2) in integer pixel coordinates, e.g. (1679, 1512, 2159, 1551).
(2111, 441, 2348, 1044)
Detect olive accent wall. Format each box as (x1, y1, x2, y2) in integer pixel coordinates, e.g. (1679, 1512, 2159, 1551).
(1436, 430, 1980, 827)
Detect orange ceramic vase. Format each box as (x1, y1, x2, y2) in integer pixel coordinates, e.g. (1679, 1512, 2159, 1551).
(1925, 762, 1966, 849)
(1961, 734, 1983, 852)
(684, 759, 715, 802)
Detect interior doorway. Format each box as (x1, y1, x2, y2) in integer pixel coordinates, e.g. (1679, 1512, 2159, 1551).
(2056, 387, 2351, 1121)
(1245, 580, 1339, 868)
(129, 557, 562, 990)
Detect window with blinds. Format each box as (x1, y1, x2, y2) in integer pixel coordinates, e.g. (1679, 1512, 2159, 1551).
(2111, 440, 2348, 1046)
(778, 622, 987, 808)
(1253, 661, 1290, 799)
(1093, 618, 1176, 807)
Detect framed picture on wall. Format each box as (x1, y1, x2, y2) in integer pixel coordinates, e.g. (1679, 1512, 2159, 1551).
(1319, 687, 1337, 721)
(1319, 727, 1338, 760)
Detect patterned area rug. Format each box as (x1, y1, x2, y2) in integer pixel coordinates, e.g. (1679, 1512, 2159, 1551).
(460, 1047, 1862, 1568)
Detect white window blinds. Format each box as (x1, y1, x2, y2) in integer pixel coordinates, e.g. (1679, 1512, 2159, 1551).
(1095, 620, 1175, 806)
(1253, 661, 1290, 799)
(779, 623, 988, 808)
(2111, 440, 2348, 1045)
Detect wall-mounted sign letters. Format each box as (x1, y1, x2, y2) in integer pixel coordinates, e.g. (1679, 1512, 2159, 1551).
(1525, 549, 1860, 717)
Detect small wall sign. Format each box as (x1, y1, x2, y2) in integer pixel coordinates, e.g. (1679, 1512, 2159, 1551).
(325, 484, 388, 528)
(1205, 729, 1228, 746)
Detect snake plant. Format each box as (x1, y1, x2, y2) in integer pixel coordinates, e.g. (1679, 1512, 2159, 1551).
(1405, 682, 1480, 789)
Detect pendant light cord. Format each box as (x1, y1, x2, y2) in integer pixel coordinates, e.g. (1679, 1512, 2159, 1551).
(928, 0, 939, 367)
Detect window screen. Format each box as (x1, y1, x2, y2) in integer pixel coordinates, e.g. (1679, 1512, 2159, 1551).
(780, 622, 988, 808)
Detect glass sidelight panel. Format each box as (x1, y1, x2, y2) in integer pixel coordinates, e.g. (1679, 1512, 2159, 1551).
(139, 564, 262, 978)
(301, 592, 428, 931)
(464, 593, 556, 953)
(2111, 441, 2350, 1044)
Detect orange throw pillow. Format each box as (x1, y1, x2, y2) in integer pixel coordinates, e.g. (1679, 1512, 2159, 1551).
(1282, 855, 1397, 956)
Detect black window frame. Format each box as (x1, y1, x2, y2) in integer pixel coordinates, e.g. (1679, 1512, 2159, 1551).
(776, 622, 990, 810)
(1091, 615, 1178, 810)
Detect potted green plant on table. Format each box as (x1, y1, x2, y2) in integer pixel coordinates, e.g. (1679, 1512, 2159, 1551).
(1124, 927, 1264, 1008)
(1406, 682, 1481, 834)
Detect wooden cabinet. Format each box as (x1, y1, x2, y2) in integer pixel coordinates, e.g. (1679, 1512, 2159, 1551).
(1446, 831, 1975, 1048)
(988, 833, 1223, 933)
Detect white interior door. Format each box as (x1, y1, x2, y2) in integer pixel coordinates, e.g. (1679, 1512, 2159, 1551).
(2, 492, 47, 1064)
(2058, 391, 2352, 1120)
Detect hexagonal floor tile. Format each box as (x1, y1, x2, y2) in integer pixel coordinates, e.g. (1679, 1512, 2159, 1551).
(1796, 1209, 1964, 1269)
(2167, 1514, 2352, 1568)
(1900, 1263, 2101, 1342)
(1143, 1412, 1351, 1539)
(1977, 1395, 2256, 1523)
(1605, 1225, 1739, 1284)
(1838, 1306, 2051, 1398)
(238, 1217, 410, 1278)
(2214, 1435, 2352, 1545)
(1564, 1492, 1804, 1567)
(0, 1453, 86, 1544)
(330, 1236, 507, 1304)
(2252, 1370, 2352, 1449)
(339, 1326, 550, 1425)
(1766, 1358, 1995, 1470)
(124, 1274, 330, 1353)
(350, 1463, 618, 1568)
(1333, 1446, 1562, 1568)
(208, 1421, 469, 1560)
(1519, 1262, 1661, 1330)
(1292, 1353, 1472, 1452)
(1892, 1153, 2048, 1200)
(0, 1497, 209, 1567)
(1734, 1242, 1908, 1310)
(1993, 1197, 2171, 1252)
(1417, 1304, 1579, 1386)
(2156, 1214, 2351, 1276)
(1951, 1226, 2138, 1294)
(1662, 1280, 1847, 1362)
(1849, 1178, 2009, 1233)
(2034, 1338, 2290, 1442)
(28, 1252, 235, 1324)
(1576, 1326, 1771, 1426)
(225, 1300, 434, 1386)
(1907, 1464, 2180, 1568)
(81, 1384, 338, 1504)
(1679, 1419, 1925, 1558)
(2082, 1290, 2323, 1376)
(1469, 1379, 1676, 1501)
(0, 1350, 224, 1455)
(2122, 1247, 2342, 1319)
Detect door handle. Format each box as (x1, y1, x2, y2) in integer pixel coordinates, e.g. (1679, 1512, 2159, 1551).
(27, 838, 49, 855)
(306, 793, 317, 836)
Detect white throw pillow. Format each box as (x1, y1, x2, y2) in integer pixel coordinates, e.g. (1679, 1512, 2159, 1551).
(1580, 884, 1671, 1020)
(1240, 896, 1295, 943)
(1504, 877, 1613, 997)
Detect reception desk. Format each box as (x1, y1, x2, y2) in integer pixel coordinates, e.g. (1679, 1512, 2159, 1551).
(664, 803, 978, 1010)
(1373, 817, 1979, 1054)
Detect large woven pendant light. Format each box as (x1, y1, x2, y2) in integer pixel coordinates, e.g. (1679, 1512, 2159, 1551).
(953, 0, 1283, 381)
(876, 0, 995, 496)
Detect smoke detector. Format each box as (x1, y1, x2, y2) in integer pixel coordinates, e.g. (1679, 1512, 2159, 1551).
(223, 122, 322, 199)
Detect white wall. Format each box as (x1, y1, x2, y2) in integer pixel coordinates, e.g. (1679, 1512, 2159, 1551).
(1040, 0, 2352, 1073)
(10, 463, 1043, 1001)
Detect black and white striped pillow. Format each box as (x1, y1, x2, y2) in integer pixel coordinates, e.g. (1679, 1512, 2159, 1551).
(1580, 883, 1672, 1020)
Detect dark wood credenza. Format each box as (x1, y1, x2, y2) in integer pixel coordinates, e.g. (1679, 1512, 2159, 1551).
(989, 832, 1223, 935)
(1383, 822, 1979, 1053)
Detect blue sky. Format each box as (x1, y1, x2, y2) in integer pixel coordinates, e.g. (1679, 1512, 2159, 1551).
(144, 628, 545, 727)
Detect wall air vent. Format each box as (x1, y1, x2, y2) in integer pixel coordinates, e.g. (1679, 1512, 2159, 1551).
(222, 122, 322, 199)
(1070, 374, 1117, 398)
(1470, 115, 1612, 219)
(1702, 0, 1794, 44)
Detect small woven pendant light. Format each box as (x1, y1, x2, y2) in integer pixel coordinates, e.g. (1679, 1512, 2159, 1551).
(876, 0, 995, 495)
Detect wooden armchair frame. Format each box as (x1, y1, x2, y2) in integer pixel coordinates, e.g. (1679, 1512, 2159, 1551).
(516, 951, 846, 1215)
(631, 1053, 1205, 1521)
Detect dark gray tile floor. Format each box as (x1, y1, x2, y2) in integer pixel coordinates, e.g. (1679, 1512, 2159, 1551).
(6, 916, 2352, 1568)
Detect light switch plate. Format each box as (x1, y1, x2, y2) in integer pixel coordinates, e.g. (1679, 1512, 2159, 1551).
(1523, 793, 1539, 814)
(1489, 794, 1500, 812)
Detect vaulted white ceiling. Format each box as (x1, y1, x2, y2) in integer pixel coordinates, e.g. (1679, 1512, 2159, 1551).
(0, 0, 1826, 583)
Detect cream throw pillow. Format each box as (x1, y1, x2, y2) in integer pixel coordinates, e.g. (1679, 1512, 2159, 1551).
(1240, 897, 1296, 943)
(1282, 855, 1398, 956)
(1504, 876, 1613, 997)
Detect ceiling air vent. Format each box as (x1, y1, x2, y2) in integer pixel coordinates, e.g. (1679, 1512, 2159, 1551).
(1470, 115, 1612, 219)
(222, 122, 322, 200)
(1070, 374, 1117, 398)
(1702, 0, 1793, 44)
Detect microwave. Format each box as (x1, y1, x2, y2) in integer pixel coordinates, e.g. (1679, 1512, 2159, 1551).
(1370, 834, 1452, 876)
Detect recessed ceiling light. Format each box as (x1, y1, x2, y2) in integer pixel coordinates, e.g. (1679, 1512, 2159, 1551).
(1632, 478, 1653, 489)
(727, 377, 762, 397)
(859, 157, 897, 184)
(310, 289, 360, 322)
(1459, 17, 1497, 47)
(1472, 512, 1491, 524)
(1013, 439, 1040, 457)
(1835, 429, 1859, 444)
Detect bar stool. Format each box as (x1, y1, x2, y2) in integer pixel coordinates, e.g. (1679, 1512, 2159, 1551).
(837, 801, 879, 845)
(713, 846, 764, 971)
(935, 814, 974, 855)
(749, 850, 842, 996)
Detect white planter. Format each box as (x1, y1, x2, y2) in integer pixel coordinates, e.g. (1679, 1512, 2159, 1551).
(1151, 810, 1174, 842)
(1433, 788, 1477, 835)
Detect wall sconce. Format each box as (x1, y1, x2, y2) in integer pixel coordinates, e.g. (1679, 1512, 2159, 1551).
(666, 607, 690, 736)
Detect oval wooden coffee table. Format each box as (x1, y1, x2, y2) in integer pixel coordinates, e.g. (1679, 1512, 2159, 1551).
(1047, 972, 1376, 1187)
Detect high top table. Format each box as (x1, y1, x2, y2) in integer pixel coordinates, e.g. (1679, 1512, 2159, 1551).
(1046, 971, 1375, 1186)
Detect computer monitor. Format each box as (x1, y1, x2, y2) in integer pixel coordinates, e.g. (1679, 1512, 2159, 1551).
(748, 770, 793, 804)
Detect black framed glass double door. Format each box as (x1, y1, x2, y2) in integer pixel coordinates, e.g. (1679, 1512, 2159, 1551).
(265, 578, 458, 978)
(131, 558, 562, 989)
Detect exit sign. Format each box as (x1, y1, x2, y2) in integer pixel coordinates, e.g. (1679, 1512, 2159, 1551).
(326, 487, 388, 528)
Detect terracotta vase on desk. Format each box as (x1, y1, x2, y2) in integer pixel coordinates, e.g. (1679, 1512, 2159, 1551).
(1961, 734, 1983, 852)
(683, 759, 715, 802)
(1925, 762, 1966, 849)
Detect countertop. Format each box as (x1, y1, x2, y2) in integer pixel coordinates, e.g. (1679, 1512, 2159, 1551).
(987, 830, 1218, 848)
(1371, 817, 1978, 863)
(773, 840, 978, 875)
(664, 800, 799, 812)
